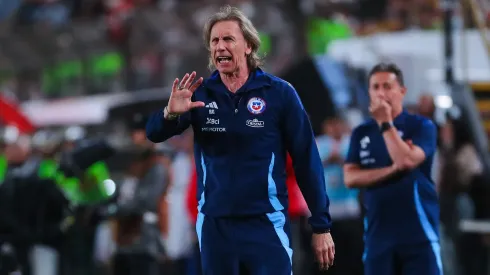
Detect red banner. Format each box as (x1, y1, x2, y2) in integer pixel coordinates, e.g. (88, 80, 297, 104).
(0, 95, 35, 134)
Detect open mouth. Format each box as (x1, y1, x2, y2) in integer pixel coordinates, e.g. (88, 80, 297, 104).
(216, 56, 232, 64)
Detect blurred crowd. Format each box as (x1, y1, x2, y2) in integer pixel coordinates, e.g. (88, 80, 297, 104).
(1, 0, 487, 101)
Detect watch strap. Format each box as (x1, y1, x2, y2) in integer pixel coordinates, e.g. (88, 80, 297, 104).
(164, 106, 179, 120)
(380, 121, 394, 133)
(312, 228, 331, 234)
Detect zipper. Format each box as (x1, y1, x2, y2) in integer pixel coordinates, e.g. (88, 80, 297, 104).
(229, 95, 242, 189)
(227, 87, 259, 192)
(234, 96, 242, 115)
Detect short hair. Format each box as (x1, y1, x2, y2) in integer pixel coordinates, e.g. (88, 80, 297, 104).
(368, 63, 405, 86)
(203, 5, 263, 71)
(324, 115, 343, 124)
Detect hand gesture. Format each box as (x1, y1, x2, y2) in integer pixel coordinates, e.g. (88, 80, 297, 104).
(312, 232, 335, 271)
(167, 71, 205, 115)
(369, 98, 392, 124)
(323, 152, 343, 166)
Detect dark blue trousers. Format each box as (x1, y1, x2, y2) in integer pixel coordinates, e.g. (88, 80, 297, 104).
(196, 211, 292, 275)
(364, 242, 443, 275)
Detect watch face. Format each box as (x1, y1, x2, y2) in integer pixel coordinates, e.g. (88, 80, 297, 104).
(380, 122, 393, 132)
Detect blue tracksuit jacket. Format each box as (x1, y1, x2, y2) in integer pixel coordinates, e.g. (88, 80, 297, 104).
(146, 68, 332, 232)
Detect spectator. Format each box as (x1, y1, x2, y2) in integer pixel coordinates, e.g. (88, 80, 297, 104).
(438, 111, 485, 275)
(315, 117, 363, 275)
(130, 114, 152, 147)
(113, 148, 168, 275)
(417, 94, 436, 120)
(162, 129, 195, 275)
(285, 154, 309, 275)
(185, 163, 201, 275)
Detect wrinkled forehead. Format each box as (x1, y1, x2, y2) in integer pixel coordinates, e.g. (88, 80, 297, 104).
(210, 20, 242, 38)
(369, 72, 398, 86)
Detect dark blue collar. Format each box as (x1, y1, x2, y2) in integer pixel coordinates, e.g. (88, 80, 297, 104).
(393, 109, 408, 126)
(204, 67, 271, 94)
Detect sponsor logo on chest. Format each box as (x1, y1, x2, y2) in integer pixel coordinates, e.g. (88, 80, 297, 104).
(246, 118, 264, 128)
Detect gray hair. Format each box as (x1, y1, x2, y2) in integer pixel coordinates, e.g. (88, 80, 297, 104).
(203, 5, 263, 71)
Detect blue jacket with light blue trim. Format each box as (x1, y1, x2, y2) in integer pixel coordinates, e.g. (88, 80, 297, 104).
(146, 68, 332, 232)
(345, 111, 439, 248)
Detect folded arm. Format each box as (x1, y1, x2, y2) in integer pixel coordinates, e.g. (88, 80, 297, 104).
(382, 119, 437, 170)
(343, 163, 398, 188)
(343, 126, 399, 188)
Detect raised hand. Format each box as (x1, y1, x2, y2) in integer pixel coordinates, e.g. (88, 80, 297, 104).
(167, 71, 205, 115)
(369, 98, 392, 125)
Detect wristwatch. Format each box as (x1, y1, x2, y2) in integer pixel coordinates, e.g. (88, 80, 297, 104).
(380, 121, 394, 133)
(164, 106, 179, 120)
(313, 228, 331, 234)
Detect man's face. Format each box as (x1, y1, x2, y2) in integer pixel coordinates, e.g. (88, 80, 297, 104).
(369, 72, 406, 110)
(62, 141, 76, 151)
(440, 121, 454, 148)
(417, 95, 435, 117)
(131, 129, 147, 145)
(209, 20, 252, 74)
(324, 119, 344, 139)
(5, 143, 29, 164)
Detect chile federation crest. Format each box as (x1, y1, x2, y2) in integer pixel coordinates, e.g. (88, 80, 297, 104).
(247, 97, 266, 114)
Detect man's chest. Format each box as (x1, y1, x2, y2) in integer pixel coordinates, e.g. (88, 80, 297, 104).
(191, 91, 282, 148)
(357, 126, 412, 168)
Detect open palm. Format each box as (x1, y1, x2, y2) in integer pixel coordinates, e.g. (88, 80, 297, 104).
(167, 71, 205, 115)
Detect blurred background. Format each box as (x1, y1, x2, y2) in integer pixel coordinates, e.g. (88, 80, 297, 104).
(1, 0, 490, 274)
